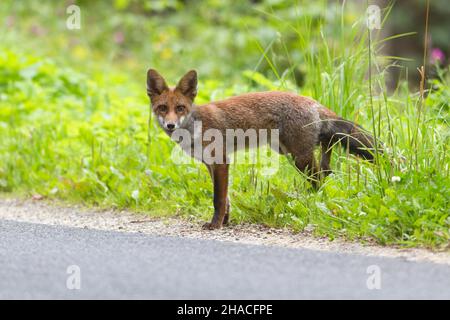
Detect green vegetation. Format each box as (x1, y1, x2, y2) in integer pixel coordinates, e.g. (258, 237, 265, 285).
(0, 1, 448, 249)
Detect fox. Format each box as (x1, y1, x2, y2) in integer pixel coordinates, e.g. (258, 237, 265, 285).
(146, 69, 379, 230)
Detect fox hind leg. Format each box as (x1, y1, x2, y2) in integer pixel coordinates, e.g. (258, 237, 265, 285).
(320, 143, 333, 178)
(290, 149, 320, 189)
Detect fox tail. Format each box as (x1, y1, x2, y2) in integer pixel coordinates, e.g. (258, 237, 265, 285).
(319, 117, 381, 161)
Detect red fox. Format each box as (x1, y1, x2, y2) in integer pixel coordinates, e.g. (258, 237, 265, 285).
(146, 69, 378, 229)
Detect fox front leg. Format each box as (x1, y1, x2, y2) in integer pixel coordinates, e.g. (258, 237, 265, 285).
(204, 163, 230, 227)
(202, 163, 229, 230)
(222, 197, 230, 225)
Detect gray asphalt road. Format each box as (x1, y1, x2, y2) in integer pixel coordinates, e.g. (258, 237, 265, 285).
(0, 219, 449, 299)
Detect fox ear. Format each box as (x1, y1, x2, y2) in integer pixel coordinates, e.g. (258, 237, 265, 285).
(147, 69, 169, 99)
(176, 70, 197, 101)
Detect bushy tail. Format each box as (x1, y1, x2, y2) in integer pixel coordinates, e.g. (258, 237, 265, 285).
(319, 117, 380, 161)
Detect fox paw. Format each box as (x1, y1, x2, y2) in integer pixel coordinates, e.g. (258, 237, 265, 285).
(202, 222, 222, 230)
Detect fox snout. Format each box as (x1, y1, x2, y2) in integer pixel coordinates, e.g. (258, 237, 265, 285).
(158, 116, 177, 132)
(158, 114, 186, 132)
(166, 123, 175, 130)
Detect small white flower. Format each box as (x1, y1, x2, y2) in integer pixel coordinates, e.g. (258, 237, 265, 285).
(110, 166, 124, 179)
(131, 190, 139, 201)
(50, 187, 58, 195)
(391, 176, 401, 183)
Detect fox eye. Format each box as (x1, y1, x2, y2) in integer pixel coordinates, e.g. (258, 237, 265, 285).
(158, 105, 168, 113)
(176, 105, 185, 113)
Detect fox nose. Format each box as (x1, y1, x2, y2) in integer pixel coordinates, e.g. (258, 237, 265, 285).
(166, 123, 175, 130)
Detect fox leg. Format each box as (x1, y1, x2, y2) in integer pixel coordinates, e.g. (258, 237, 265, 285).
(320, 143, 333, 178)
(292, 150, 320, 189)
(203, 163, 229, 229)
(205, 164, 230, 225)
(222, 197, 230, 225)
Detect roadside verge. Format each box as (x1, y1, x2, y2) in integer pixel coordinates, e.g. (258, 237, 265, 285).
(0, 198, 448, 265)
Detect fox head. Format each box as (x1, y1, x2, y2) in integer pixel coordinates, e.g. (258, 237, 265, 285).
(146, 69, 197, 134)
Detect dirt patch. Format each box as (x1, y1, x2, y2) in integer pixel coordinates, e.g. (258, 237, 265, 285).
(0, 198, 449, 265)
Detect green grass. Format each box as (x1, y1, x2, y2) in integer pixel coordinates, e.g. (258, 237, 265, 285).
(0, 1, 448, 249)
